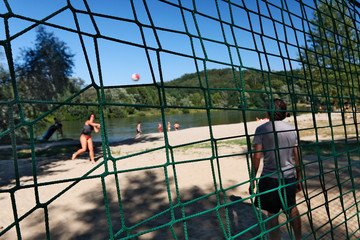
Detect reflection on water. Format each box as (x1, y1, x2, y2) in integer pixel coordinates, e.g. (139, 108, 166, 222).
(39, 110, 268, 142)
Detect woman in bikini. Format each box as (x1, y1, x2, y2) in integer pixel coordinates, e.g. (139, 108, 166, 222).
(72, 114, 100, 164)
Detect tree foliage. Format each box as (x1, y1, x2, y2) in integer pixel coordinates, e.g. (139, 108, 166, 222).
(17, 26, 74, 95)
(164, 68, 306, 109)
(76, 68, 296, 119)
(0, 64, 12, 134)
(16, 26, 76, 117)
(0, 27, 82, 134)
(298, 0, 360, 106)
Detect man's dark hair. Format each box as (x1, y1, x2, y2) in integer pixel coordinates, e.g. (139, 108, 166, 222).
(268, 98, 287, 121)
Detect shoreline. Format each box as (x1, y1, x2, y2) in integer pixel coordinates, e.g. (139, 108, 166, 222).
(0, 112, 351, 152)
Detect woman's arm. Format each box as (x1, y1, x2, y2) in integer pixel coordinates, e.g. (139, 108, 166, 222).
(86, 121, 101, 133)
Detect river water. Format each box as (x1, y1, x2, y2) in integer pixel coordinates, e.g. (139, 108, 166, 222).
(40, 110, 269, 142)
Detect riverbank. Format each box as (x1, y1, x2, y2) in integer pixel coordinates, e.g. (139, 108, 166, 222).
(0, 112, 358, 239)
(1, 111, 351, 152)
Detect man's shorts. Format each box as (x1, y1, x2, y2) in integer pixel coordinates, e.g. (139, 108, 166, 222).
(255, 177, 297, 214)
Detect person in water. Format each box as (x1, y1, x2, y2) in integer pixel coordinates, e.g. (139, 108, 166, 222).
(72, 114, 101, 164)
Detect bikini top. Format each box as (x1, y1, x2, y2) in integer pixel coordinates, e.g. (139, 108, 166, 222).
(81, 124, 94, 136)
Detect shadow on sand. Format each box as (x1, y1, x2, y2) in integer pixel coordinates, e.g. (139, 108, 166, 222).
(0, 141, 103, 187)
(24, 170, 266, 240)
(0, 134, 162, 187)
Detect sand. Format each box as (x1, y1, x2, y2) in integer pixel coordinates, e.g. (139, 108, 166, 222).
(0, 112, 359, 239)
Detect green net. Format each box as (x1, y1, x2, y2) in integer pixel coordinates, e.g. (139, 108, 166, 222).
(1, 0, 360, 239)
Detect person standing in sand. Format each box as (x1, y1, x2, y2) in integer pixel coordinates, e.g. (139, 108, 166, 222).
(248, 99, 302, 240)
(54, 117, 63, 136)
(136, 122, 142, 137)
(167, 122, 171, 132)
(72, 114, 100, 164)
(158, 123, 162, 132)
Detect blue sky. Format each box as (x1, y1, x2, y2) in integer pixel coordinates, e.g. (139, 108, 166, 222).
(0, 0, 311, 86)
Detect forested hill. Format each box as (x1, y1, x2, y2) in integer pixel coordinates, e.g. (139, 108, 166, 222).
(96, 67, 307, 120)
(167, 68, 247, 88)
(164, 68, 306, 109)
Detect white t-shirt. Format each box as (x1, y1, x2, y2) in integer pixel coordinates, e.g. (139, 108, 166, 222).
(253, 120, 297, 179)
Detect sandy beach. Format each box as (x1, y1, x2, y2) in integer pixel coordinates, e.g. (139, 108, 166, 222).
(0, 112, 359, 239)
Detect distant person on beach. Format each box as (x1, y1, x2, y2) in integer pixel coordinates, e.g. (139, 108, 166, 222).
(167, 122, 171, 132)
(136, 122, 142, 137)
(345, 102, 350, 111)
(54, 118, 63, 136)
(72, 114, 100, 164)
(158, 123, 162, 132)
(249, 99, 302, 240)
(174, 122, 180, 131)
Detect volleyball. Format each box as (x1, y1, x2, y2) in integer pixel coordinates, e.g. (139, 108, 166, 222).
(131, 73, 140, 81)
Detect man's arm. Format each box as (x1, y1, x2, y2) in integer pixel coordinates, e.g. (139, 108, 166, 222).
(294, 144, 302, 192)
(249, 144, 262, 195)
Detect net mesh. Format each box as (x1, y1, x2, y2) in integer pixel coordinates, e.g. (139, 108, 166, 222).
(1, 0, 360, 239)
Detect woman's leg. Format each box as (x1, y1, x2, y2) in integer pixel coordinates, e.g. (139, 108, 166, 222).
(87, 137, 95, 163)
(72, 135, 87, 160)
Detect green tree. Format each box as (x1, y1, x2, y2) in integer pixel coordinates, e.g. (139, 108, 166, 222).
(126, 86, 158, 111)
(0, 66, 11, 101)
(298, 1, 360, 107)
(189, 92, 203, 107)
(211, 92, 223, 107)
(16, 26, 75, 118)
(0, 64, 12, 133)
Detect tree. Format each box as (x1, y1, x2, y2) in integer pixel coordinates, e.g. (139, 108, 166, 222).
(0, 66, 11, 101)
(189, 92, 203, 107)
(298, 1, 360, 107)
(16, 26, 75, 117)
(0, 64, 12, 133)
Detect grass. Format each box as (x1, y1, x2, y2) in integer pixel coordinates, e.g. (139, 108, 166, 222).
(293, 113, 359, 139)
(172, 137, 360, 160)
(218, 139, 249, 146)
(300, 140, 360, 158)
(176, 138, 249, 151)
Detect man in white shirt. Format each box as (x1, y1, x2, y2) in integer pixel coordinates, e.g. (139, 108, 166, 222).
(249, 99, 302, 240)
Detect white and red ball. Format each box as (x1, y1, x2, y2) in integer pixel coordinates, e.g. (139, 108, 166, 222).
(131, 73, 140, 81)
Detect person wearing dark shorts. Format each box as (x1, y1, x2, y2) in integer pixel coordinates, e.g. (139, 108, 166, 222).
(249, 99, 302, 240)
(255, 177, 297, 213)
(72, 114, 101, 164)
